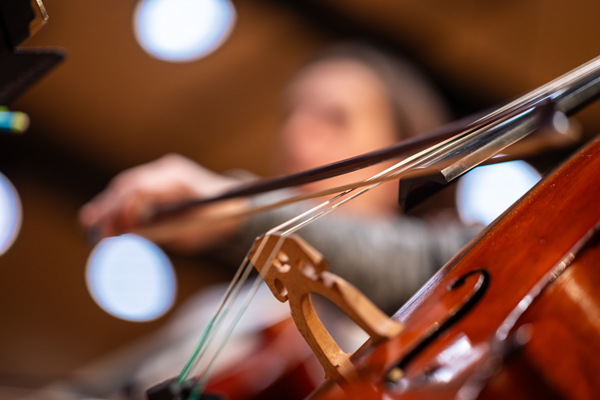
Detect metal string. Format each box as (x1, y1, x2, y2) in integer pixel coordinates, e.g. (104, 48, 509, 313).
(172, 55, 600, 398)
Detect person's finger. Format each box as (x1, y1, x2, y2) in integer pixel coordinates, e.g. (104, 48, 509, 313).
(79, 166, 166, 230)
(129, 197, 248, 253)
(79, 190, 114, 228)
(93, 183, 199, 239)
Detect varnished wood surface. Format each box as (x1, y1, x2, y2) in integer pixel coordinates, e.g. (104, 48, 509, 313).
(308, 134, 600, 399)
(250, 234, 401, 379)
(516, 233, 600, 399)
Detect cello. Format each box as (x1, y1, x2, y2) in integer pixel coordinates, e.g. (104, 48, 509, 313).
(144, 55, 600, 400)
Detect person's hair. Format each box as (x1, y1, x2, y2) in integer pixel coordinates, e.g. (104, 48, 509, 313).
(305, 43, 450, 139)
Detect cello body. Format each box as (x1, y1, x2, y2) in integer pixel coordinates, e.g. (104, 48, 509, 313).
(307, 134, 600, 399)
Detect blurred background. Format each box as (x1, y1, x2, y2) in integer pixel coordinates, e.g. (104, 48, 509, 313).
(2, 0, 600, 397)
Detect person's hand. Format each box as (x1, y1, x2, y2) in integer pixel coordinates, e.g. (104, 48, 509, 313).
(79, 153, 248, 253)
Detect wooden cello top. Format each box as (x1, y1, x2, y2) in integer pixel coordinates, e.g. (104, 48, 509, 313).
(308, 134, 600, 399)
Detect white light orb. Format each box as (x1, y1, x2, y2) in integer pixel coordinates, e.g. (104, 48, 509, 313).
(0, 172, 22, 256)
(457, 161, 542, 226)
(86, 234, 176, 322)
(134, 0, 236, 62)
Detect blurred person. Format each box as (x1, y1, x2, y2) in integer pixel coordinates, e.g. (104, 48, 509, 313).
(80, 43, 478, 313)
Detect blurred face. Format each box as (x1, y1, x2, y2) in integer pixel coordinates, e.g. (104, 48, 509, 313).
(275, 59, 400, 215)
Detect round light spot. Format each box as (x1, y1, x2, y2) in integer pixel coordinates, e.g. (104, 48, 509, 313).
(457, 161, 542, 226)
(134, 0, 236, 62)
(0, 172, 22, 256)
(86, 234, 176, 321)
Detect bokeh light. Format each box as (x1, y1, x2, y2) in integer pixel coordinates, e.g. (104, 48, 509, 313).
(86, 234, 176, 322)
(457, 161, 542, 226)
(0, 172, 22, 256)
(134, 0, 236, 62)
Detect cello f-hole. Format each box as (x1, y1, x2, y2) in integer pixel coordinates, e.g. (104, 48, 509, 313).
(388, 269, 490, 381)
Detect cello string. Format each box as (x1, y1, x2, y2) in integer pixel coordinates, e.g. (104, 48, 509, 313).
(177, 188, 384, 394)
(175, 257, 254, 386)
(134, 109, 554, 241)
(184, 156, 431, 394)
(175, 177, 384, 390)
(475, 55, 600, 124)
(175, 55, 600, 395)
(132, 55, 600, 247)
(243, 111, 501, 236)
(268, 107, 539, 235)
(174, 191, 360, 392)
(174, 235, 276, 387)
(179, 236, 292, 397)
(174, 101, 538, 394)
(142, 61, 590, 241)
(160, 54, 600, 219)
(192, 238, 288, 396)
(174, 189, 361, 387)
(271, 54, 600, 233)
(175, 102, 533, 393)
(180, 104, 508, 391)
(162, 54, 600, 222)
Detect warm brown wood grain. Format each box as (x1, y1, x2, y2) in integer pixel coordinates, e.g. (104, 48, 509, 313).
(250, 234, 402, 379)
(516, 233, 600, 400)
(307, 134, 600, 399)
